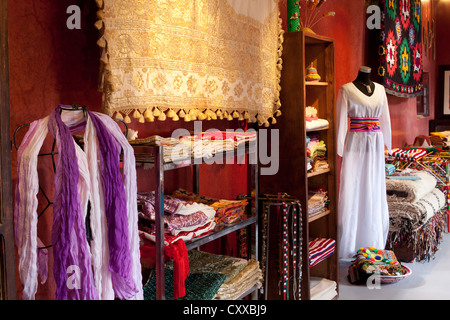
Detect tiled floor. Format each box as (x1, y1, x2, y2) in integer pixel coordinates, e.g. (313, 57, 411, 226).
(338, 232, 450, 300)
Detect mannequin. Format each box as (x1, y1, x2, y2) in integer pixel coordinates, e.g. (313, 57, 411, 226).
(352, 66, 375, 96)
(336, 67, 392, 259)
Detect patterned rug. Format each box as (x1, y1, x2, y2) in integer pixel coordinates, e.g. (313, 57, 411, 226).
(378, 0, 423, 98)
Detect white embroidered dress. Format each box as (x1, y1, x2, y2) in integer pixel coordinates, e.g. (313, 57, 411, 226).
(336, 82, 392, 259)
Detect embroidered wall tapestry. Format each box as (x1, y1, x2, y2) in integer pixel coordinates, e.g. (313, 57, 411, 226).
(378, 0, 423, 98)
(95, 0, 284, 126)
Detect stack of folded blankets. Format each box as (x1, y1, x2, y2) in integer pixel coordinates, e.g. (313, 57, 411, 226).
(145, 250, 262, 300)
(187, 250, 262, 300)
(430, 131, 450, 149)
(310, 277, 337, 300)
(307, 134, 328, 173)
(172, 189, 248, 225)
(385, 170, 447, 262)
(308, 190, 328, 218)
(130, 130, 257, 163)
(137, 191, 217, 245)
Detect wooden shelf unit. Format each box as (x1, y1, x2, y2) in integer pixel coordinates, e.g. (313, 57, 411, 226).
(260, 31, 338, 300)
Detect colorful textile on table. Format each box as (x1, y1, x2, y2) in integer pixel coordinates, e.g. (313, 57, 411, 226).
(349, 117, 381, 132)
(96, 0, 283, 126)
(387, 147, 428, 161)
(347, 247, 405, 284)
(377, 0, 423, 98)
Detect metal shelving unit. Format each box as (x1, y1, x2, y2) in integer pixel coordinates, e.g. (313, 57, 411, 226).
(135, 139, 259, 300)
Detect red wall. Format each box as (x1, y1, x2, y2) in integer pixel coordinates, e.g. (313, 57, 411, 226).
(8, 0, 247, 299)
(280, 0, 435, 147)
(8, 0, 443, 299)
(436, 1, 450, 65)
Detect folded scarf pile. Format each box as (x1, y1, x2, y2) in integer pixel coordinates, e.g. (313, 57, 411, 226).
(171, 188, 248, 225)
(131, 130, 257, 163)
(308, 191, 328, 217)
(137, 192, 216, 245)
(307, 134, 328, 172)
(210, 199, 248, 225)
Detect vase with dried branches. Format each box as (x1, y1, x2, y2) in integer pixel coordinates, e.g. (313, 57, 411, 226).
(286, 0, 335, 34)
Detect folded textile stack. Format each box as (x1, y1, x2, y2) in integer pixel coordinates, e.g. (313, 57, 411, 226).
(210, 199, 248, 225)
(131, 131, 257, 164)
(309, 238, 336, 268)
(306, 119, 329, 131)
(385, 169, 446, 261)
(307, 134, 328, 172)
(305, 106, 329, 131)
(181, 135, 235, 160)
(174, 250, 263, 300)
(308, 190, 328, 217)
(193, 130, 257, 149)
(172, 188, 217, 205)
(137, 192, 216, 245)
(386, 170, 437, 203)
(430, 131, 450, 148)
(387, 147, 428, 161)
(143, 268, 227, 300)
(310, 277, 337, 300)
(213, 259, 262, 300)
(171, 188, 248, 225)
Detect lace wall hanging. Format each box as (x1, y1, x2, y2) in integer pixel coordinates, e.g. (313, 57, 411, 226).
(95, 0, 284, 126)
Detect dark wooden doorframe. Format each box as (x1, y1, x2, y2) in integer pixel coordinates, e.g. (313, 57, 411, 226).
(0, 0, 17, 300)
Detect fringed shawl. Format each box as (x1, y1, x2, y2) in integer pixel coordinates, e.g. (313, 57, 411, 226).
(14, 105, 143, 300)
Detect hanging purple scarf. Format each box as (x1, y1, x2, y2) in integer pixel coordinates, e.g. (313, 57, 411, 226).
(88, 110, 137, 299)
(48, 105, 137, 300)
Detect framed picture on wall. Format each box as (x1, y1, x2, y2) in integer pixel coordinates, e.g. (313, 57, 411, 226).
(438, 65, 450, 119)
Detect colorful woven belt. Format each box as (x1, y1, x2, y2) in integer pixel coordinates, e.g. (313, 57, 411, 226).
(350, 117, 381, 132)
